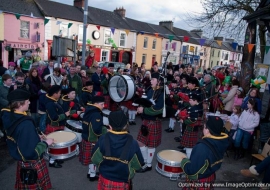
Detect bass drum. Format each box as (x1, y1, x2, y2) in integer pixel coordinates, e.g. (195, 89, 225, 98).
(108, 75, 135, 102)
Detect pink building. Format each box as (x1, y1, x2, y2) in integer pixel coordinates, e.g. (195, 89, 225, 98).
(1, 13, 45, 67)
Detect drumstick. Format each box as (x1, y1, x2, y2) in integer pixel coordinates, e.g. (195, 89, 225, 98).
(40, 131, 55, 147)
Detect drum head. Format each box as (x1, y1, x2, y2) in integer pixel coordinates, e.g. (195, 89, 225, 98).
(108, 75, 135, 102)
(47, 131, 77, 143)
(102, 109, 111, 116)
(66, 120, 82, 129)
(158, 150, 187, 162)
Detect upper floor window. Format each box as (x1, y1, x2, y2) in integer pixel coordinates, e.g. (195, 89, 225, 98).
(78, 25, 84, 42)
(59, 23, 69, 37)
(104, 29, 112, 45)
(218, 51, 220, 57)
(212, 49, 215, 56)
(171, 42, 177, 51)
(20, 21, 30, 39)
(152, 39, 157, 49)
(143, 37, 148, 48)
(119, 32, 126, 47)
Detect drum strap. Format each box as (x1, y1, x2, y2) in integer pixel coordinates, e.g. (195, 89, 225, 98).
(104, 134, 133, 164)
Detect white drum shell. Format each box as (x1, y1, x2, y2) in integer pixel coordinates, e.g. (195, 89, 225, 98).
(102, 109, 111, 126)
(64, 120, 82, 143)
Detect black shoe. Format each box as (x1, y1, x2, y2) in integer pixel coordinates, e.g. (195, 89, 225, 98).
(165, 128, 170, 132)
(177, 146, 185, 150)
(174, 136, 182, 141)
(49, 162, 62, 168)
(129, 121, 133, 125)
(89, 175, 99, 181)
(132, 121, 136, 125)
(136, 165, 152, 173)
(180, 149, 186, 154)
(175, 138, 181, 142)
(166, 128, 174, 133)
(56, 160, 64, 164)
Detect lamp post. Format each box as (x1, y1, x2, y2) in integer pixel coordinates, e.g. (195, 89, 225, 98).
(81, 0, 88, 66)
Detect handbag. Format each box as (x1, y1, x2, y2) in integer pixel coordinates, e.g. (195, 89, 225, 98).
(140, 125, 149, 136)
(20, 166, 37, 185)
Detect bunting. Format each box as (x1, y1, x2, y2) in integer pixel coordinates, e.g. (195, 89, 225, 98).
(154, 33, 159, 37)
(216, 40, 222, 46)
(139, 31, 144, 35)
(247, 44, 255, 53)
(56, 20, 62, 25)
(169, 35, 174, 42)
(265, 46, 270, 54)
(15, 14, 21, 20)
(68, 23, 73, 28)
(96, 25, 100, 30)
(111, 27, 115, 35)
(183, 36, 189, 42)
(44, 18, 50, 25)
(199, 38, 206, 46)
(232, 42, 238, 50)
(125, 29, 130, 36)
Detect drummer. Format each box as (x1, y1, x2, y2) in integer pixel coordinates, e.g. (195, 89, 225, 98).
(91, 110, 144, 189)
(62, 87, 83, 119)
(80, 96, 107, 181)
(1, 89, 54, 189)
(181, 116, 229, 189)
(45, 85, 69, 168)
(81, 81, 95, 106)
(101, 63, 114, 110)
(136, 72, 164, 172)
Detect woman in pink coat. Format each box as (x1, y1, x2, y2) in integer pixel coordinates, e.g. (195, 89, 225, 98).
(222, 80, 239, 115)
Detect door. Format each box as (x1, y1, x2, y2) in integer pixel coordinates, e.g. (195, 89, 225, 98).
(111, 51, 119, 62)
(122, 51, 130, 64)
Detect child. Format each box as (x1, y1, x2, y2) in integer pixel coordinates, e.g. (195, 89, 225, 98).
(4, 62, 17, 81)
(234, 98, 260, 160)
(81, 81, 95, 106)
(38, 82, 51, 132)
(227, 105, 241, 150)
(233, 87, 244, 108)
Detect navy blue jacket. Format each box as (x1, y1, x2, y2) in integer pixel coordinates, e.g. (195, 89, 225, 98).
(45, 94, 66, 126)
(80, 87, 95, 106)
(92, 131, 144, 182)
(38, 91, 47, 112)
(2, 109, 48, 161)
(181, 133, 229, 180)
(91, 72, 102, 92)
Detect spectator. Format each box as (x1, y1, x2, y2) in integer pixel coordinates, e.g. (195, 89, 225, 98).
(0, 59, 7, 76)
(0, 74, 12, 109)
(67, 65, 83, 98)
(61, 72, 70, 90)
(5, 62, 17, 81)
(222, 79, 239, 115)
(241, 88, 262, 114)
(9, 72, 29, 92)
(91, 66, 102, 93)
(141, 71, 151, 89)
(41, 60, 54, 80)
(233, 87, 244, 108)
(80, 70, 89, 87)
(44, 68, 63, 86)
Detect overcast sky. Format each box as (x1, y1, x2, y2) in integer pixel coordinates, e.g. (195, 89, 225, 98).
(51, 0, 203, 31)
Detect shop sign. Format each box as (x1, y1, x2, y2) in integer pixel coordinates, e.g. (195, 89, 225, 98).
(9, 43, 37, 49)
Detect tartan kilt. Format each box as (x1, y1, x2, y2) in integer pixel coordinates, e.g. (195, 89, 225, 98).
(104, 95, 111, 110)
(98, 175, 130, 190)
(183, 173, 216, 190)
(44, 124, 65, 135)
(211, 96, 224, 113)
(125, 100, 137, 110)
(79, 139, 95, 165)
(137, 119, 162, 148)
(15, 158, 52, 190)
(180, 126, 201, 148)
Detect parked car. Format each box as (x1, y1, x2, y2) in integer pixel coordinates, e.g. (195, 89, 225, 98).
(98, 61, 126, 72)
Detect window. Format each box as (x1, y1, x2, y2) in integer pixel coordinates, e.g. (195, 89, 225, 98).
(218, 51, 220, 57)
(78, 25, 84, 42)
(119, 32, 126, 47)
(222, 52, 224, 59)
(20, 21, 30, 39)
(217, 61, 219, 65)
(101, 50, 110, 61)
(152, 39, 157, 49)
(165, 41, 169, 50)
(238, 54, 240, 60)
(172, 42, 177, 51)
(195, 47, 198, 55)
(142, 54, 147, 63)
(143, 37, 148, 48)
(104, 29, 112, 45)
(59, 23, 69, 37)
(225, 54, 229, 60)
(212, 49, 214, 56)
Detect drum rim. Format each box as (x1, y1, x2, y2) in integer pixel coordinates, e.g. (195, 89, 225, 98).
(47, 147, 77, 160)
(155, 165, 183, 178)
(108, 74, 136, 102)
(66, 120, 83, 133)
(102, 109, 111, 117)
(157, 150, 184, 166)
(47, 131, 78, 148)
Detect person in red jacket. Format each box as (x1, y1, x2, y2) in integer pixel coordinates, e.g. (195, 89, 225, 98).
(85, 50, 97, 68)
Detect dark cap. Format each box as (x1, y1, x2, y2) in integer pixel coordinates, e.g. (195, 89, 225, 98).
(85, 81, 93, 86)
(108, 110, 128, 131)
(92, 96, 105, 104)
(65, 88, 76, 94)
(151, 72, 160, 79)
(188, 77, 199, 87)
(108, 63, 114, 68)
(206, 116, 224, 136)
(123, 69, 129, 72)
(8, 89, 31, 103)
(48, 85, 61, 96)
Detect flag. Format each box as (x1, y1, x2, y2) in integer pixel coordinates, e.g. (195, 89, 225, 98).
(183, 36, 189, 42)
(15, 14, 21, 20)
(139, 31, 144, 35)
(199, 38, 206, 46)
(96, 25, 100, 30)
(44, 18, 50, 25)
(232, 42, 238, 50)
(125, 29, 130, 36)
(247, 44, 255, 53)
(68, 23, 73, 28)
(154, 33, 159, 37)
(216, 40, 222, 46)
(110, 27, 115, 35)
(169, 35, 174, 42)
(190, 46, 195, 52)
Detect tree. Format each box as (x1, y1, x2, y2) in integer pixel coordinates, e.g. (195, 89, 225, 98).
(189, 0, 268, 92)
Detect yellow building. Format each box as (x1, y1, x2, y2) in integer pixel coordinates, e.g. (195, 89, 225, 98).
(135, 34, 162, 69)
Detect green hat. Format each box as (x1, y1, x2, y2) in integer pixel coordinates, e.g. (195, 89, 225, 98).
(251, 76, 267, 89)
(222, 76, 231, 85)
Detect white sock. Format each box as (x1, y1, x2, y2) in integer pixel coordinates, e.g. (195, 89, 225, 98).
(140, 146, 148, 163)
(147, 148, 156, 167)
(179, 123, 182, 134)
(89, 164, 96, 177)
(132, 111, 136, 121)
(171, 119, 176, 130)
(49, 158, 55, 164)
(249, 165, 259, 175)
(128, 110, 133, 121)
(169, 118, 172, 128)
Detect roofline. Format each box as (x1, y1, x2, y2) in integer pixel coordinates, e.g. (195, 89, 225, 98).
(1, 10, 44, 19)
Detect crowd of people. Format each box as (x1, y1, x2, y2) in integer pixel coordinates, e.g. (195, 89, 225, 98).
(0, 50, 269, 189)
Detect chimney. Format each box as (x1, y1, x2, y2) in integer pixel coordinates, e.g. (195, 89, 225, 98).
(214, 36, 224, 41)
(114, 7, 126, 18)
(159, 21, 173, 31)
(190, 29, 203, 38)
(74, 0, 84, 9)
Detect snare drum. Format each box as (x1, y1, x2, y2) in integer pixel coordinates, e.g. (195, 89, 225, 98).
(64, 120, 82, 143)
(47, 131, 78, 159)
(102, 109, 111, 126)
(156, 150, 187, 180)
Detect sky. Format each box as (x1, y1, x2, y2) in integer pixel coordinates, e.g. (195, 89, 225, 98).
(51, 0, 204, 31)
